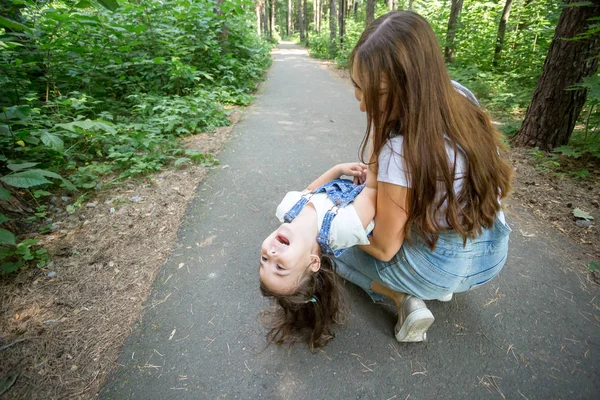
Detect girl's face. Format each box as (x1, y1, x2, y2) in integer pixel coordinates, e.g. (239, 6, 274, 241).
(351, 67, 390, 115)
(259, 223, 320, 295)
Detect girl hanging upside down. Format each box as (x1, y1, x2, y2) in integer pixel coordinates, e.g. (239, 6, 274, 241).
(259, 162, 377, 351)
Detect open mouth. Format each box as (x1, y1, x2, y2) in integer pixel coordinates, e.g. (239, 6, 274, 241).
(276, 234, 290, 246)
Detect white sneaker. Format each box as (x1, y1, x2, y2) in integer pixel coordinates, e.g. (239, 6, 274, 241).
(437, 293, 453, 302)
(394, 296, 435, 342)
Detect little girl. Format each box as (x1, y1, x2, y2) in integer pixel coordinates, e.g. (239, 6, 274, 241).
(259, 162, 377, 350)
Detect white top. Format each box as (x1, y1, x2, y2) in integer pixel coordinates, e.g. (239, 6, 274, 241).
(378, 135, 505, 225)
(276, 191, 375, 251)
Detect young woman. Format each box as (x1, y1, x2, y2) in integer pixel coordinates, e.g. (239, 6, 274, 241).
(260, 10, 512, 349)
(335, 10, 513, 342)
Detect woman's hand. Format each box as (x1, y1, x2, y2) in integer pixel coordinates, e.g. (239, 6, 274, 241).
(336, 162, 368, 184)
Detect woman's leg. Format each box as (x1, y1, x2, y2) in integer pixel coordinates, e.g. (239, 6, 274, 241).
(336, 248, 434, 342)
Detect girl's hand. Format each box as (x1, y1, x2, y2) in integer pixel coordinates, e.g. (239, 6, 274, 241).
(337, 162, 368, 184)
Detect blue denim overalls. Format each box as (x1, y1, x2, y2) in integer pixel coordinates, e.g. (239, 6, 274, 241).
(283, 179, 365, 257)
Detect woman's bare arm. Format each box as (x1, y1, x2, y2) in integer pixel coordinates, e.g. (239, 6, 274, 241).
(358, 181, 410, 262)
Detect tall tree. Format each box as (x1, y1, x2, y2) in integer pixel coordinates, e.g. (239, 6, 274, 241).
(330, 0, 337, 56)
(256, 0, 262, 36)
(270, 0, 275, 39)
(304, 0, 309, 45)
(493, 0, 513, 67)
(512, 0, 600, 150)
(339, 0, 346, 46)
(317, 0, 322, 33)
(444, 0, 464, 63)
(287, 0, 291, 37)
(297, 0, 305, 41)
(366, 0, 375, 27)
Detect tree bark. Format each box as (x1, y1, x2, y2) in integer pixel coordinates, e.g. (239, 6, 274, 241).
(339, 0, 346, 46)
(304, 0, 309, 45)
(256, 1, 262, 36)
(330, 0, 337, 56)
(493, 0, 513, 67)
(270, 0, 275, 39)
(298, 0, 305, 41)
(317, 0, 322, 33)
(287, 0, 291, 36)
(512, 0, 600, 150)
(366, 0, 375, 27)
(444, 0, 464, 63)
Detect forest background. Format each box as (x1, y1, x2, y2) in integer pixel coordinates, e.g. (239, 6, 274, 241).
(0, 0, 599, 398)
(1, 0, 599, 273)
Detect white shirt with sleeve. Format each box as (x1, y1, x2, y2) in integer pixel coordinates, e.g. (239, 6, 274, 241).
(275, 191, 375, 251)
(377, 135, 506, 225)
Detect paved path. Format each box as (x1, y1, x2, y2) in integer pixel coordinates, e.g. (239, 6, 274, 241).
(100, 42, 599, 400)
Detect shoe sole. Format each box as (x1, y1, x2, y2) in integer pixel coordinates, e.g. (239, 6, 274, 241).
(437, 293, 453, 302)
(395, 308, 435, 342)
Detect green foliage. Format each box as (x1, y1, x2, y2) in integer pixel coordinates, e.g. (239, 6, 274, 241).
(0, 0, 271, 273)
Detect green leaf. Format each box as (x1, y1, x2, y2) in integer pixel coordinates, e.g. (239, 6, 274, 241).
(75, 0, 93, 8)
(174, 157, 191, 166)
(0, 212, 10, 224)
(41, 131, 64, 152)
(588, 261, 600, 272)
(573, 208, 594, 221)
(1, 261, 22, 274)
(0, 228, 16, 246)
(1, 170, 52, 188)
(7, 162, 38, 172)
(0, 16, 30, 32)
(97, 0, 120, 12)
(0, 186, 10, 200)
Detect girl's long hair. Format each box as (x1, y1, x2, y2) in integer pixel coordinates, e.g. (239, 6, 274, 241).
(350, 11, 513, 248)
(259, 255, 346, 351)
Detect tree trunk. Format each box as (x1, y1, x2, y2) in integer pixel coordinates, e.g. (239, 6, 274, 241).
(287, 0, 291, 36)
(215, 0, 229, 53)
(317, 0, 322, 33)
(304, 0, 309, 45)
(262, 2, 269, 38)
(444, 0, 464, 63)
(298, 0, 305, 41)
(512, 0, 600, 150)
(270, 0, 275, 39)
(339, 0, 346, 46)
(366, 0, 375, 27)
(330, 0, 337, 56)
(408, 0, 414, 10)
(256, 2, 262, 36)
(493, 0, 513, 67)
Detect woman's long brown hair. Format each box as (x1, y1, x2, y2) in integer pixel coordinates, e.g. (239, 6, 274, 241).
(350, 11, 513, 248)
(259, 255, 346, 351)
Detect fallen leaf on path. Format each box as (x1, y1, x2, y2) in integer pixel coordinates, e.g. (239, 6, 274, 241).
(197, 235, 216, 247)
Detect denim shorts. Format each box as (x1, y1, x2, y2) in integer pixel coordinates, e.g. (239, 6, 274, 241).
(334, 216, 511, 301)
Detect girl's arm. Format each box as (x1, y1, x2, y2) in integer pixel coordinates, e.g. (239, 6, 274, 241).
(358, 181, 410, 262)
(351, 161, 377, 229)
(304, 163, 367, 191)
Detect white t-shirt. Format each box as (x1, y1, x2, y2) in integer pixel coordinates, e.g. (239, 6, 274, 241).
(276, 191, 375, 251)
(378, 135, 505, 225)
